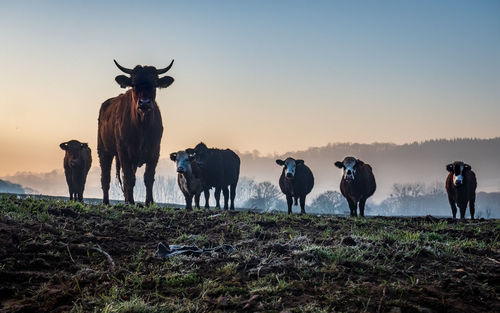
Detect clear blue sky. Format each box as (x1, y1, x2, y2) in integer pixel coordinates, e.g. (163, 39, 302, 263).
(1, 0, 499, 175)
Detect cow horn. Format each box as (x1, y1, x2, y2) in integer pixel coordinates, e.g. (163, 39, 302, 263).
(113, 59, 133, 74)
(156, 60, 174, 75)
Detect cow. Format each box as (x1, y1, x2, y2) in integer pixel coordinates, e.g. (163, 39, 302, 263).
(98, 59, 174, 205)
(446, 161, 477, 219)
(276, 157, 314, 214)
(334, 156, 376, 217)
(170, 151, 204, 210)
(186, 143, 240, 210)
(59, 140, 92, 202)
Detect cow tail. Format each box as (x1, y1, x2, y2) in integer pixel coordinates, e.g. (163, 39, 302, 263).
(115, 158, 124, 193)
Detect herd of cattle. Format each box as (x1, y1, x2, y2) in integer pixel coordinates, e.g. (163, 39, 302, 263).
(58, 61, 478, 219)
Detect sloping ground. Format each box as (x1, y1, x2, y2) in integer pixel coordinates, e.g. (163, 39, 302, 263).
(0, 196, 499, 313)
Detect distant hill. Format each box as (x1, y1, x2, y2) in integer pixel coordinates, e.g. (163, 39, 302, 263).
(0, 179, 37, 194)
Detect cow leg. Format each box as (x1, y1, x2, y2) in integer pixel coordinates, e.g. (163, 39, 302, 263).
(121, 161, 137, 205)
(203, 189, 210, 208)
(458, 204, 467, 220)
(99, 153, 113, 205)
(299, 196, 306, 214)
(229, 182, 237, 210)
(448, 195, 457, 219)
(222, 186, 229, 210)
(294, 197, 298, 206)
(69, 188, 73, 201)
(184, 192, 193, 210)
(194, 193, 201, 209)
(347, 198, 357, 217)
(359, 198, 367, 217)
(469, 194, 476, 220)
(214, 187, 222, 209)
(144, 161, 157, 205)
(286, 195, 293, 214)
(77, 184, 84, 202)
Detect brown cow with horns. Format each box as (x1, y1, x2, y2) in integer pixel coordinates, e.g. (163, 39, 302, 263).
(98, 59, 175, 204)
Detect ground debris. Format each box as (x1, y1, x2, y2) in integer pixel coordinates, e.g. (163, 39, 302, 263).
(0, 196, 498, 313)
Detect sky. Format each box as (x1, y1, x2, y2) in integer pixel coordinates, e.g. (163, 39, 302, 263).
(1, 0, 499, 176)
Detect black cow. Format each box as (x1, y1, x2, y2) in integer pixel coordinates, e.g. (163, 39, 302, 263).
(334, 156, 376, 217)
(276, 157, 314, 214)
(170, 150, 204, 210)
(60, 140, 92, 202)
(187, 143, 240, 210)
(446, 161, 477, 219)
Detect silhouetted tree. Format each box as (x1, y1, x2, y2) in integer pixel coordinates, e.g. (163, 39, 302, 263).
(310, 190, 347, 214)
(244, 181, 281, 210)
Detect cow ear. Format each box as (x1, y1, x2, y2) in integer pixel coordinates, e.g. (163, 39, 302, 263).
(169, 153, 177, 161)
(158, 76, 174, 89)
(334, 161, 344, 169)
(296, 159, 304, 165)
(446, 164, 454, 172)
(276, 159, 285, 166)
(115, 75, 132, 88)
(464, 164, 472, 170)
(186, 148, 195, 155)
(356, 159, 365, 167)
(60, 142, 68, 150)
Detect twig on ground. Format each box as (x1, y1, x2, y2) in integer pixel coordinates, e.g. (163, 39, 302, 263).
(486, 257, 500, 265)
(92, 244, 116, 270)
(66, 244, 76, 264)
(377, 287, 386, 313)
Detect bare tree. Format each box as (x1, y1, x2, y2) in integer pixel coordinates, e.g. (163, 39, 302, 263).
(244, 181, 281, 210)
(390, 183, 425, 198)
(310, 190, 346, 214)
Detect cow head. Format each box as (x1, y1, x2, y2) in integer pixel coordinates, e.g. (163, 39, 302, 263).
(60, 140, 88, 167)
(170, 151, 194, 174)
(446, 161, 471, 187)
(187, 142, 210, 168)
(335, 156, 364, 183)
(113, 59, 175, 116)
(276, 157, 304, 180)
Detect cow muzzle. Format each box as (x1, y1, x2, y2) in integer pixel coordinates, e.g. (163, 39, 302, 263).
(286, 172, 294, 179)
(177, 167, 185, 174)
(345, 171, 354, 182)
(138, 99, 152, 112)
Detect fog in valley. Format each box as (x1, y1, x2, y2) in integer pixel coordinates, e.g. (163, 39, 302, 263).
(2, 138, 500, 217)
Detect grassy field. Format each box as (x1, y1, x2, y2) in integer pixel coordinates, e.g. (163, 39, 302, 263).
(0, 195, 499, 312)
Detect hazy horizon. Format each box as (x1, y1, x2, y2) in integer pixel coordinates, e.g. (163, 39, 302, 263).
(1, 136, 498, 177)
(3, 138, 499, 207)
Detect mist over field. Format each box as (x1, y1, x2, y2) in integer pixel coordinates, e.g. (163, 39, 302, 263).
(2, 138, 500, 217)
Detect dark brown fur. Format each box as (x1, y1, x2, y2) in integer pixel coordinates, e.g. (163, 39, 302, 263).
(98, 60, 174, 204)
(335, 157, 376, 217)
(445, 161, 477, 219)
(60, 140, 92, 202)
